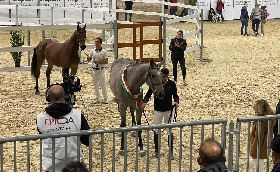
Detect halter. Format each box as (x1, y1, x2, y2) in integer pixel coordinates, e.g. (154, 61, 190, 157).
(73, 29, 86, 46)
(121, 62, 162, 108)
(121, 63, 143, 108)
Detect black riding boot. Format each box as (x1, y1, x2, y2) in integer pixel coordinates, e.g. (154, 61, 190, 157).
(241, 27, 243, 35)
(154, 133, 159, 158)
(168, 134, 174, 160)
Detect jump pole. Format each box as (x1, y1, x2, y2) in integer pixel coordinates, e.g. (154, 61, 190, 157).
(196, 9, 211, 62)
(27, 30, 31, 66)
(113, 20, 118, 60)
(161, 0, 167, 68)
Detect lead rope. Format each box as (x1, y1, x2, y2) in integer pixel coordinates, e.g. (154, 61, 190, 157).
(142, 105, 177, 133)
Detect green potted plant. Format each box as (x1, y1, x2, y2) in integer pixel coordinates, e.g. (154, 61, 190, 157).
(10, 30, 24, 67)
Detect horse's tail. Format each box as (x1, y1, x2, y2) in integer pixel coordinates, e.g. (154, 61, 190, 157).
(31, 47, 37, 78)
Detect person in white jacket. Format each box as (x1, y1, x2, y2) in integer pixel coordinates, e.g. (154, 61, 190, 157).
(36, 84, 90, 172)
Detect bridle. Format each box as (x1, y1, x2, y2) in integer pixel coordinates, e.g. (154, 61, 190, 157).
(146, 66, 164, 97)
(74, 29, 87, 47)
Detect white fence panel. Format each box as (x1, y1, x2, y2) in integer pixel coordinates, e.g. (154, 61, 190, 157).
(19, 0, 39, 24)
(39, 0, 64, 25)
(258, 0, 278, 19)
(197, 0, 210, 20)
(64, 0, 91, 24)
(0, 0, 11, 23)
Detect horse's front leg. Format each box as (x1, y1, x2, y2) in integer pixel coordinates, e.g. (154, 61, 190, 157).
(136, 108, 146, 157)
(46, 64, 53, 88)
(130, 106, 137, 138)
(70, 66, 78, 76)
(118, 104, 127, 156)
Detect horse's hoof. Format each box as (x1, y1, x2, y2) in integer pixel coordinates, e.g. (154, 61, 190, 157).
(131, 131, 136, 138)
(139, 150, 146, 157)
(118, 150, 124, 156)
(35, 91, 40, 95)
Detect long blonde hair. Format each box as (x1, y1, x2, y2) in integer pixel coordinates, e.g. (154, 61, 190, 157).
(253, 99, 275, 116)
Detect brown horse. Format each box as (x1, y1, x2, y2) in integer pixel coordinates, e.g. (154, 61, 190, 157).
(31, 23, 87, 95)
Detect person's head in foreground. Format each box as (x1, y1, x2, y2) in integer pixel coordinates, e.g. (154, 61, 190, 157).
(62, 161, 89, 172)
(48, 84, 65, 104)
(197, 138, 228, 172)
(253, 99, 274, 116)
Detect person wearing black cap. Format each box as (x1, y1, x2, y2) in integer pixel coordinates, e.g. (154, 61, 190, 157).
(271, 135, 280, 171)
(169, 30, 187, 86)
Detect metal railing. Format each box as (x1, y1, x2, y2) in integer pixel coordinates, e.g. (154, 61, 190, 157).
(0, 119, 227, 172)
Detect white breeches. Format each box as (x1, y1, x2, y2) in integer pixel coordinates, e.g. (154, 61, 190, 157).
(154, 110, 174, 135)
(250, 158, 264, 172)
(91, 68, 108, 99)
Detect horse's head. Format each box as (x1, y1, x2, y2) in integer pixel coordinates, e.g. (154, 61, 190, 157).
(146, 59, 165, 99)
(75, 23, 87, 50)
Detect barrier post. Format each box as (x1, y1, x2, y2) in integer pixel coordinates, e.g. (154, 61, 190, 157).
(27, 30, 31, 66)
(227, 121, 234, 171)
(197, 9, 211, 62)
(102, 12, 106, 42)
(113, 20, 118, 60)
(0, 144, 3, 172)
(51, 6, 54, 38)
(15, 5, 19, 26)
(162, 18, 167, 68)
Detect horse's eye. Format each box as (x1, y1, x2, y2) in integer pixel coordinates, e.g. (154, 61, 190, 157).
(151, 75, 155, 78)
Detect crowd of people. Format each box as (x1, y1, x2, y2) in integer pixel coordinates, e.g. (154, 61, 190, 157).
(240, 1, 269, 37)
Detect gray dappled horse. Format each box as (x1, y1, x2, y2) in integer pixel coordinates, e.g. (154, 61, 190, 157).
(109, 58, 165, 156)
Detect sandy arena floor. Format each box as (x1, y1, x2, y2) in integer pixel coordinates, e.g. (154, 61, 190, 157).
(0, 19, 280, 171)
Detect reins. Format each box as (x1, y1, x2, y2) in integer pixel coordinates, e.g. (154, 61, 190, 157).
(142, 105, 177, 133)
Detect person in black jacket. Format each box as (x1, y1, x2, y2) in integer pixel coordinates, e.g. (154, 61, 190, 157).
(169, 30, 187, 86)
(273, 100, 280, 137)
(125, 1, 133, 22)
(141, 68, 179, 160)
(271, 135, 280, 172)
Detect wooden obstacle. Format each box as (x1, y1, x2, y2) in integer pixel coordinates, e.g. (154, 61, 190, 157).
(117, 21, 163, 62)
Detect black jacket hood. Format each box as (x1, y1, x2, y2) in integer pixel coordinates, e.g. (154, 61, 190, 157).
(197, 162, 228, 172)
(45, 103, 72, 119)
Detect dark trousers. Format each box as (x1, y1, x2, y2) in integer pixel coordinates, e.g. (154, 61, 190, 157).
(171, 55, 186, 81)
(217, 10, 224, 21)
(125, 12, 132, 21)
(241, 18, 248, 35)
(170, 8, 177, 15)
(252, 19, 261, 34)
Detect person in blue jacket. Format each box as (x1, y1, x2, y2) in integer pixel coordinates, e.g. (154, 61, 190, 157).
(240, 1, 249, 36)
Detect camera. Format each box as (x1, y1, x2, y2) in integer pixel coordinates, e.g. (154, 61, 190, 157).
(46, 68, 82, 106)
(61, 74, 82, 106)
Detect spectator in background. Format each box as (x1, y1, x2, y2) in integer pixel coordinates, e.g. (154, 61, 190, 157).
(216, 0, 224, 21)
(197, 138, 228, 172)
(164, 0, 169, 14)
(188, 0, 197, 15)
(169, 30, 187, 86)
(37, 84, 90, 172)
(250, 3, 263, 36)
(62, 161, 89, 172)
(170, 0, 177, 15)
(125, 0, 133, 22)
(240, 1, 249, 36)
(260, 6, 269, 37)
(271, 135, 280, 172)
(249, 99, 275, 172)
